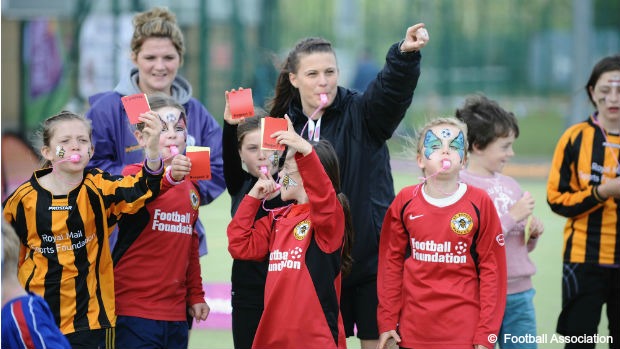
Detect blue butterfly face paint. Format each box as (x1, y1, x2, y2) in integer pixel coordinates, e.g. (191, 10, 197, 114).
(450, 131, 465, 161)
(423, 130, 442, 160)
(423, 128, 466, 162)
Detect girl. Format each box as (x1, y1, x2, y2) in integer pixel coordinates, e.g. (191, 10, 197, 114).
(223, 89, 287, 349)
(377, 117, 506, 349)
(547, 54, 620, 348)
(2, 110, 169, 348)
(227, 117, 353, 348)
(112, 93, 209, 349)
(267, 23, 428, 349)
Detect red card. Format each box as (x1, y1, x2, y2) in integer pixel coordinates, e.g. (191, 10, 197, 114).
(261, 117, 287, 151)
(121, 93, 151, 124)
(228, 88, 254, 119)
(186, 146, 211, 180)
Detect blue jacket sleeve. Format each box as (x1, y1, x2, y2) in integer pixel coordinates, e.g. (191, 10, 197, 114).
(86, 92, 129, 175)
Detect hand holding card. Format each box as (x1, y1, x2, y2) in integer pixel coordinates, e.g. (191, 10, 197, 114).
(121, 93, 151, 124)
(186, 146, 211, 180)
(228, 88, 254, 119)
(261, 117, 288, 151)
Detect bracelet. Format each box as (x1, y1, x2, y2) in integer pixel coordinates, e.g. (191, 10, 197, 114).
(145, 153, 161, 162)
(165, 166, 183, 184)
(143, 157, 163, 175)
(592, 185, 606, 203)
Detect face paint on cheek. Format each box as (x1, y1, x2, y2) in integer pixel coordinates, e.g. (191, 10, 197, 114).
(269, 152, 279, 168)
(423, 130, 442, 160)
(56, 145, 65, 158)
(282, 174, 298, 190)
(450, 131, 466, 161)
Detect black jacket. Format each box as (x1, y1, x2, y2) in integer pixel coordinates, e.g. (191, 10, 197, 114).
(223, 122, 286, 305)
(288, 42, 421, 285)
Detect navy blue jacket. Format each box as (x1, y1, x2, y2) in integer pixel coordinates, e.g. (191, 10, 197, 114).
(288, 42, 421, 284)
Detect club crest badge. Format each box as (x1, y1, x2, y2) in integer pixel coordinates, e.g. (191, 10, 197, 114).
(189, 189, 200, 211)
(450, 213, 473, 235)
(293, 220, 311, 240)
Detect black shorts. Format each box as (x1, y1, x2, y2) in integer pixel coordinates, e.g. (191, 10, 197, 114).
(340, 277, 379, 339)
(556, 262, 619, 346)
(64, 328, 109, 349)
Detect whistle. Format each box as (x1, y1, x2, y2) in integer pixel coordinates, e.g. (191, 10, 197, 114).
(441, 159, 451, 170)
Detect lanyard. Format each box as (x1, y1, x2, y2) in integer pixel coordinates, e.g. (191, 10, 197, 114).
(307, 117, 322, 141)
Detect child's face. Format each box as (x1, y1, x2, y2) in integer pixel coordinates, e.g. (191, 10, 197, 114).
(239, 129, 277, 178)
(278, 152, 304, 202)
(417, 124, 466, 176)
(590, 70, 620, 122)
(44, 120, 93, 171)
(136, 106, 186, 164)
(472, 133, 515, 174)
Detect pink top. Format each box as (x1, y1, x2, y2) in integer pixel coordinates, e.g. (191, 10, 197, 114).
(460, 169, 538, 294)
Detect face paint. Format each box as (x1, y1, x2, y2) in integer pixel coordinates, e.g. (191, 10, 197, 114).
(440, 128, 453, 139)
(423, 130, 442, 159)
(164, 112, 178, 123)
(450, 131, 466, 161)
(269, 152, 279, 168)
(56, 145, 65, 158)
(281, 173, 298, 189)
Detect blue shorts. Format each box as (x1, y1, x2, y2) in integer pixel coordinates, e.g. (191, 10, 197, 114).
(498, 288, 537, 349)
(115, 316, 189, 349)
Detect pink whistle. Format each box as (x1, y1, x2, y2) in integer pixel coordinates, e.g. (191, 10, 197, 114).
(275, 183, 282, 190)
(441, 159, 451, 170)
(260, 166, 268, 175)
(69, 154, 81, 163)
(319, 93, 328, 106)
(170, 145, 179, 156)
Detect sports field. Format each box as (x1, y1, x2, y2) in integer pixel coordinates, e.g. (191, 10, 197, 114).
(188, 169, 611, 349)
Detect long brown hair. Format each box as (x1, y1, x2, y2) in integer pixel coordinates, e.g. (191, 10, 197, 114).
(311, 140, 354, 276)
(266, 37, 335, 119)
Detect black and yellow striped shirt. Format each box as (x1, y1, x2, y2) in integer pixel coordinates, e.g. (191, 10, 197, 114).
(547, 115, 619, 265)
(3, 166, 163, 335)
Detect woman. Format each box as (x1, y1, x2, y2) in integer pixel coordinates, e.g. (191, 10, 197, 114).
(85, 7, 225, 256)
(267, 23, 429, 348)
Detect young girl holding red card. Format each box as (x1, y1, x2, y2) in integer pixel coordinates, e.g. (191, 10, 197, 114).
(377, 117, 506, 349)
(113, 93, 210, 349)
(223, 90, 288, 349)
(227, 116, 353, 348)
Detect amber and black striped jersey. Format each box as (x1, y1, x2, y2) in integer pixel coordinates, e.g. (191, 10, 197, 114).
(2, 165, 164, 335)
(547, 114, 619, 265)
